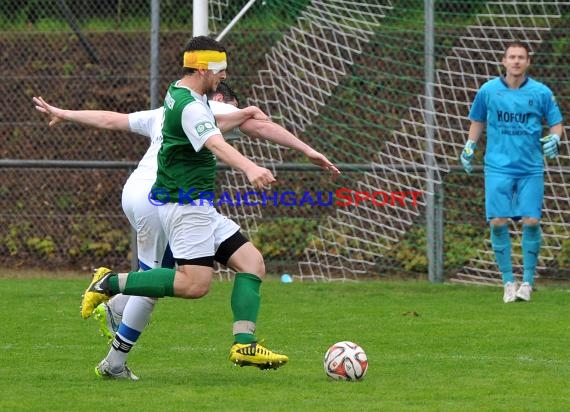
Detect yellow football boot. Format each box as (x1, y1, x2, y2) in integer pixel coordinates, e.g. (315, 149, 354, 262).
(229, 342, 288, 370)
(80, 267, 114, 319)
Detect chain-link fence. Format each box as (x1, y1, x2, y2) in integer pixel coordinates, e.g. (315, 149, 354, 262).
(1, 1, 569, 281)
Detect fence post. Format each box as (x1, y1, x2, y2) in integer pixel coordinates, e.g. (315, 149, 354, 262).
(150, 0, 160, 109)
(425, 0, 443, 283)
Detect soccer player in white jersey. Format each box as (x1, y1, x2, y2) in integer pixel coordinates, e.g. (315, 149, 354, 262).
(34, 49, 339, 378)
(459, 40, 563, 303)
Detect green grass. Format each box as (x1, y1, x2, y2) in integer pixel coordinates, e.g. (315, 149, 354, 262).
(2, 277, 570, 411)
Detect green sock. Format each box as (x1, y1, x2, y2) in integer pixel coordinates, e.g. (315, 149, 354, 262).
(232, 273, 261, 344)
(117, 268, 176, 297)
(108, 275, 120, 294)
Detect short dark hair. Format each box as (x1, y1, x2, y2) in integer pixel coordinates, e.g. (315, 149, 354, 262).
(504, 40, 531, 57)
(181, 35, 227, 76)
(184, 35, 226, 53)
(213, 81, 239, 107)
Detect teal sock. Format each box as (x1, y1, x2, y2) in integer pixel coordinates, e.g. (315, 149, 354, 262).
(522, 224, 541, 286)
(490, 224, 513, 284)
(231, 273, 261, 344)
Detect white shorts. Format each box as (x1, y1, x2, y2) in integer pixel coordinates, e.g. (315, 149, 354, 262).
(157, 202, 240, 261)
(121, 175, 170, 269)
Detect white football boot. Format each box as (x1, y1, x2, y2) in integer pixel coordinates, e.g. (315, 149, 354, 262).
(503, 282, 517, 303)
(516, 282, 532, 302)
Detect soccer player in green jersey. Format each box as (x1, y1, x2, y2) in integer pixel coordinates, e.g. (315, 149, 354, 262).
(77, 36, 339, 376)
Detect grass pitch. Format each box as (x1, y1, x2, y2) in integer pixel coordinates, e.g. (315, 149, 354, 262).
(1, 276, 570, 411)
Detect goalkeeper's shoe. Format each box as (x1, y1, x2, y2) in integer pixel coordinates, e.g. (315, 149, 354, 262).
(93, 302, 120, 344)
(95, 359, 139, 381)
(229, 342, 288, 370)
(516, 282, 532, 302)
(503, 281, 517, 303)
(80, 267, 115, 319)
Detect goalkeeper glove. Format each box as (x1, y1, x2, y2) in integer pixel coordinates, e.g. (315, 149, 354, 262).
(539, 134, 560, 159)
(460, 140, 476, 174)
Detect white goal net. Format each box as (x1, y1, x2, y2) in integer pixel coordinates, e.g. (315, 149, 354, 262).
(214, 0, 570, 283)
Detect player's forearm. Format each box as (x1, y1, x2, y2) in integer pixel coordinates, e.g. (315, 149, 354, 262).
(215, 111, 250, 133)
(61, 110, 130, 131)
(205, 135, 258, 174)
(239, 119, 313, 155)
(215, 106, 266, 133)
(549, 123, 563, 138)
(467, 121, 485, 144)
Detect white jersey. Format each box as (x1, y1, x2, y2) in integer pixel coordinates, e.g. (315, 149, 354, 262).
(208, 99, 239, 114)
(126, 101, 242, 182)
(127, 108, 164, 181)
(208, 100, 245, 141)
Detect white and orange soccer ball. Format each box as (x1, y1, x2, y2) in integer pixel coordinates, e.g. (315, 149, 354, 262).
(323, 341, 368, 381)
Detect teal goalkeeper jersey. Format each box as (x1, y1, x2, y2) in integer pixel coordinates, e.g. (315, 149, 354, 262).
(469, 76, 563, 177)
(153, 82, 220, 203)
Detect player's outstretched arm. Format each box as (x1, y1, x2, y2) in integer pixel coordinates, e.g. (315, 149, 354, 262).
(238, 118, 340, 177)
(204, 134, 276, 190)
(214, 105, 268, 133)
(33, 96, 130, 131)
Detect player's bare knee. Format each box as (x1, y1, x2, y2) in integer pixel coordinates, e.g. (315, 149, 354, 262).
(233, 258, 265, 279)
(175, 278, 211, 298)
(226, 244, 266, 278)
(490, 218, 508, 227)
(246, 250, 266, 278)
(253, 259, 266, 279)
(174, 266, 213, 298)
(522, 217, 539, 226)
(179, 286, 210, 299)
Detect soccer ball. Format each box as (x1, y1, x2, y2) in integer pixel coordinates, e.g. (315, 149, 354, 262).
(323, 341, 368, 381)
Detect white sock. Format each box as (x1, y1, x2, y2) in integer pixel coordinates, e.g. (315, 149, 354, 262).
(105, 296, 157, 371)
(123, 296, 157, 331)
(107, 294, 131, 316)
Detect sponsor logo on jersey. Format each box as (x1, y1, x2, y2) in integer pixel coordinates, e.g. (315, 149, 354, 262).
(195, 121, 215, 137)
(497, 110, 530, 124)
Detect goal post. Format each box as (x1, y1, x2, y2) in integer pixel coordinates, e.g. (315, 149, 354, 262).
(206, 0, 570, 283)
(193, 0, 209, 36)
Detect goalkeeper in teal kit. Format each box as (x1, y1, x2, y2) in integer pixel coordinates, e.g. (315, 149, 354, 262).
(460, 40, 563, 303)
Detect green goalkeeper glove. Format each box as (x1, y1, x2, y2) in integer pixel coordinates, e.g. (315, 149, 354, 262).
(540, 134, 560, 159)
(460, 140, 476, 174)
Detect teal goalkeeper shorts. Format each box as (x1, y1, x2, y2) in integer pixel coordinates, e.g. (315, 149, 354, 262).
(484, 174, 544, 221)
